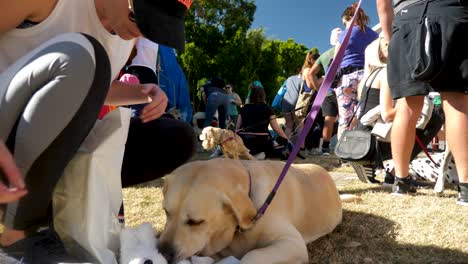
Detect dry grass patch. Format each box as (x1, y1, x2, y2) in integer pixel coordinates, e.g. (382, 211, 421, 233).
(123, 175, 468, 264)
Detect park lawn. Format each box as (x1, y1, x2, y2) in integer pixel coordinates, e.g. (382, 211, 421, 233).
(123, 159, 468, 264)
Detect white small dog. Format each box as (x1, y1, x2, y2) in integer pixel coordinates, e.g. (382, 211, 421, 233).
(120, 223, 238, 264)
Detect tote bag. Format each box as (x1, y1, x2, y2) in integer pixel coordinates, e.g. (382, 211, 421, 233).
(53, 107, 131, 264)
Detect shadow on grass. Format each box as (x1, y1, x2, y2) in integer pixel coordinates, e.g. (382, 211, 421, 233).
(307, 210, 468, 264)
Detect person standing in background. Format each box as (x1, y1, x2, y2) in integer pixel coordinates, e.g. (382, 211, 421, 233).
(201, 77, 230, 129)
(376, 0, 468, 204)
(334, 3, 378, 139)
(308, 28, 342, 155)
(224, 83, 242, 129)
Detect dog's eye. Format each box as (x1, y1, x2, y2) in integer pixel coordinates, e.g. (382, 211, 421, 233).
(186, 219, 205, 226)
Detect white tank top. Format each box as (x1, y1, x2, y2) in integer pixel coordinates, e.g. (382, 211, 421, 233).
(0, 0, 134, 79)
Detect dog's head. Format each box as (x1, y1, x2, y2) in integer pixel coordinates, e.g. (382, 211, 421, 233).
(199, 127, 227, 150)
(120, 223, 168, 264)
(158, 159, 256, 263)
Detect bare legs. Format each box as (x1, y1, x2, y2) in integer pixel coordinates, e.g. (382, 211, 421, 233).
(391, 96, 424, 178)
(391, 93, 467, 186)
(442, 92, 468, 183)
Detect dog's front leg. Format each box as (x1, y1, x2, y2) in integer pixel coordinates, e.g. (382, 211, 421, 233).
(240, 226, 308, 264)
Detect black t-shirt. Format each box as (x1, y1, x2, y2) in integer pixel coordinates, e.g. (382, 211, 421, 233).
(201, 85, 225, 97)
(240, 103, 274, 133)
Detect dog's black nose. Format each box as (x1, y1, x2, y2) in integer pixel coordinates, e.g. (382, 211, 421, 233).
(143, 260, 153, 264)
(159, 242, 176, 263)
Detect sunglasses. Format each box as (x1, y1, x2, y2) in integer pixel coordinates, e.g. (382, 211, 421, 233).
(225, 86, 232, 89)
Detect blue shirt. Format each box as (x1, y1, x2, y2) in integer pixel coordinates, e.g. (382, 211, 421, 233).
(339, 25, 378, 69)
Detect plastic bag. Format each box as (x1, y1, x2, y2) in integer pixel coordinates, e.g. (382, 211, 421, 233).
(53, 107, 132, 264)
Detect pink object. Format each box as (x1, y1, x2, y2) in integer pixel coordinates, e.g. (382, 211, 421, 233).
(119, 73, 140, 84)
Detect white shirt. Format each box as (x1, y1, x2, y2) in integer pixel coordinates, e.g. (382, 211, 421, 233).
(0, 0, 134, 79)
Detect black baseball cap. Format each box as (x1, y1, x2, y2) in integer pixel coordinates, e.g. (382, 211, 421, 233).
(132, 0, 192, 52)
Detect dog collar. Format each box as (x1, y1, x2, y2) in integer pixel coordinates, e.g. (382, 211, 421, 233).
(221, 136, 235, 145)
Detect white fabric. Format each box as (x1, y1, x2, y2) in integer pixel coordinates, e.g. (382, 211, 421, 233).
(0, 0, 134, 79)
(53, 108, 132, 264)
(330, 28, 342, 46)
(131, 37, 159, 74)
(362, 96, 433, 142)
(120, 223, 240, 264)
(359, 105, 381, 126)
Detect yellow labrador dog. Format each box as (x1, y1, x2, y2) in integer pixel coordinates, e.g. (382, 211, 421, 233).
(159, 159, 342, 264)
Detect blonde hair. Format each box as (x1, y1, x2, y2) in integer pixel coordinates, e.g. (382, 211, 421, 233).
(365, 37, 386, 69)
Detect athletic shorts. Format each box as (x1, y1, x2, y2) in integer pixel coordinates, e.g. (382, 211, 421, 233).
(321, 90, 338, 117)
(388, 0, 468, 99)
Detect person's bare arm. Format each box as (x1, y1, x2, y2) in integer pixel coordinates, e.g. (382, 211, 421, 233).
(105, 80, 168, 122)
(377, 0, 394, 42)
(202, 91, 207, 105)
(0, 0, 53, 34)
(308, 63, 325, 91)
(233, 93, 242, 106)
(270, 116, 288, 139)
(301, 68, 314, 91)
(0, 141, 27, 203)
(236, 115, 243, 131)
(379, 69, 397, 122)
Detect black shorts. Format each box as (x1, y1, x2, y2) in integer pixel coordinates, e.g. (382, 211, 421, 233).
(388, 0, 468, 99)
(321, 91, 338, 117)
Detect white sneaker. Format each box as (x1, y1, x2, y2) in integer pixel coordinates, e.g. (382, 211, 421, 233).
(254, 152, 266, 160)
(308, 148, 322, 155)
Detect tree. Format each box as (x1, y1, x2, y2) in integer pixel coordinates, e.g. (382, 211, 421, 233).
(178, 0, 316, 111)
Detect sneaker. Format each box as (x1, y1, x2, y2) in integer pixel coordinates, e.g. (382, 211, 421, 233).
(308, 148, 322, 155)
(0, 228, 80, 264)
(254, 152, 266, 160)
(321, 148, 330, 156)
(382, 170, 395, 190)
(392, 176, 417, 196)
(456, 184, 468, 206)
(209, 146, 223, 158)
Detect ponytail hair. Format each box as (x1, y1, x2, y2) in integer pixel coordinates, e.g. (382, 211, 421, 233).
(342, 2, 369, 32)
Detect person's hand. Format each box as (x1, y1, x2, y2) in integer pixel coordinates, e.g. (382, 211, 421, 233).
(103, 0, 141, 40)
(0, 141, 27, 203)
(140, 84, 168, 123)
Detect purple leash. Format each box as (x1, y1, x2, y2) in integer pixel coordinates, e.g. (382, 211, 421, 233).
(252, 0, 364, 223)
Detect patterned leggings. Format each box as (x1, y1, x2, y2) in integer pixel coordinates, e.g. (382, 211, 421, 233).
(335, 69, 365, 139)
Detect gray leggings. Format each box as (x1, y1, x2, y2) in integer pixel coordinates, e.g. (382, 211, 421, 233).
(0, 33, 111, 231)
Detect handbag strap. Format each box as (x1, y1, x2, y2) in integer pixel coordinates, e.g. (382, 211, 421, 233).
(346, 67, 384, 128)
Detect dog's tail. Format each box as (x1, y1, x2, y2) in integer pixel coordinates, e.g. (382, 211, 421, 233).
(340, 194, 362, 203)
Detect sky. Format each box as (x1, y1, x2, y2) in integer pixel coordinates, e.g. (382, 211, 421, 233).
(251, 0, 379, 53)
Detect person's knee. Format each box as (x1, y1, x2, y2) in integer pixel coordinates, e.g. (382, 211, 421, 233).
(397, 96, 425, 121)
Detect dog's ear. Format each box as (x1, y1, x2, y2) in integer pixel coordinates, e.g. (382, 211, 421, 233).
(206, 127, 217, 149)
(222, 188, 256, 230)
(199, 126, 210, 141)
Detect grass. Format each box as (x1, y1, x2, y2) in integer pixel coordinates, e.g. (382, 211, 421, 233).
(122, 154, 468, 264)
(2, 153, 465, 263)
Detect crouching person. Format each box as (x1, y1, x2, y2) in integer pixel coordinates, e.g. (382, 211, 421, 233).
(0, 0, 194, 262)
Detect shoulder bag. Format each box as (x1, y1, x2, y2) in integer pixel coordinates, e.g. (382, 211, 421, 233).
(334, 67, 383, 162)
